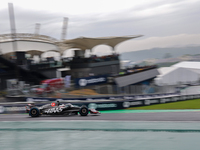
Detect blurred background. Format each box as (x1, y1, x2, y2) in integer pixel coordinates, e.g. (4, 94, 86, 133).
(1, 1, 200, 149)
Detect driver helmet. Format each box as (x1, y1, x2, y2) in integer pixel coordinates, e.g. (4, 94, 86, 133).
(56, 100, 61, 106)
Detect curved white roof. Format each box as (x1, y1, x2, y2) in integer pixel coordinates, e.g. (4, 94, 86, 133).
(0, 34, 143, 56)
(0, 33, 58, 43)
(0, 41, 60, 54)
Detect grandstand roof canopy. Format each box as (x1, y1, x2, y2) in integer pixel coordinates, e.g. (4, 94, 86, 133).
(60, 35, 143, 51)
(0, 34, 143, 56)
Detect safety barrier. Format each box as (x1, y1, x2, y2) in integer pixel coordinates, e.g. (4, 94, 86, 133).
(25, 92, 179, 102)
(1, 94, 200, 114)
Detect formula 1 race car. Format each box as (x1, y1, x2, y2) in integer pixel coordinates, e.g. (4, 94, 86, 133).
(25, 101, 100, 117)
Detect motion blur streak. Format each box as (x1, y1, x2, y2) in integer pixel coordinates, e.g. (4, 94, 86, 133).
(1, 121, 200, 150)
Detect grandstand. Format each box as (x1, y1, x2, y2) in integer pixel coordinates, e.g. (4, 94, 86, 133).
(0, 33, 159, 92)
(0, 33, 62, 90)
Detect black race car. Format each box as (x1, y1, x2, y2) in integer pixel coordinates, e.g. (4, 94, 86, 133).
(25, 101, 100, 117)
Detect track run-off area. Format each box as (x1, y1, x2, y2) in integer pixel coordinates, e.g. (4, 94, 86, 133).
(1, 109, 200, 121)
(1, 109, 200, 150)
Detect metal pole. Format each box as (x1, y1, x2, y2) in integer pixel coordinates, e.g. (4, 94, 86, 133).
(34, 23, 40, 35)
(8, 3, 19, 80)
(61, 17, 68, 40)
(0, 44, 2, 55)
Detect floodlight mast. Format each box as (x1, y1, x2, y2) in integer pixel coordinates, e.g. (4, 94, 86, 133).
(8, 3, 19, 80)
(61, 17, 68, 40)
(35, 23, 41, 35)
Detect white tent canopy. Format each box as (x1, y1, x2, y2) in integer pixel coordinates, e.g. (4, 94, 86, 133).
(155, 63, 200, 86)
(172, 61, 200, 69)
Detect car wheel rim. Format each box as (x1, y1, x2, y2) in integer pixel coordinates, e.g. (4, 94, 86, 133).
(32, 110, 37, 115)
(82, 109, 86, 113)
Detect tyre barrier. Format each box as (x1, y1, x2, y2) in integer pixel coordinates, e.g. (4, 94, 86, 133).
(1, 94, 200, 114)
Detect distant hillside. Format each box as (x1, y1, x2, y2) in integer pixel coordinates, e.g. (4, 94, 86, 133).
(120, 46, 200, 62)
(156, 62, 179, 68)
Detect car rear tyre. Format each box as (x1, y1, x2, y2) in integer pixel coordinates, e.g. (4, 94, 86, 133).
(29, 108, 40, 117)
(79, 106, 88, 116)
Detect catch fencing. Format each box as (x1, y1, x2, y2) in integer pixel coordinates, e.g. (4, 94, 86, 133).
(95, 85, 176, 95)
(4, 81, 178, 98)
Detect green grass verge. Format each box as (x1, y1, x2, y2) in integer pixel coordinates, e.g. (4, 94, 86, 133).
(128, 99, 200, 110)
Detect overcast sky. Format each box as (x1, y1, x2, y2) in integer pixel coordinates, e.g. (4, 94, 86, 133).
(0, 0, 200, 55)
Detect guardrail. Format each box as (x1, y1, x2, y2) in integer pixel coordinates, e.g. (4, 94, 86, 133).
(1, 93, 200, 114)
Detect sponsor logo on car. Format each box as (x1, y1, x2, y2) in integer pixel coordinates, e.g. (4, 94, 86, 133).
(44, 107, 63, 114)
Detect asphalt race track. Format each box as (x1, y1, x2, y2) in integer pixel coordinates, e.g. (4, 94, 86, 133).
(1, 111, 200, 121)
(2, 111, 200, 150)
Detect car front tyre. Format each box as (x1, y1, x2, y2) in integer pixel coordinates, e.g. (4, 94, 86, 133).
(79, 106, 88, 116)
